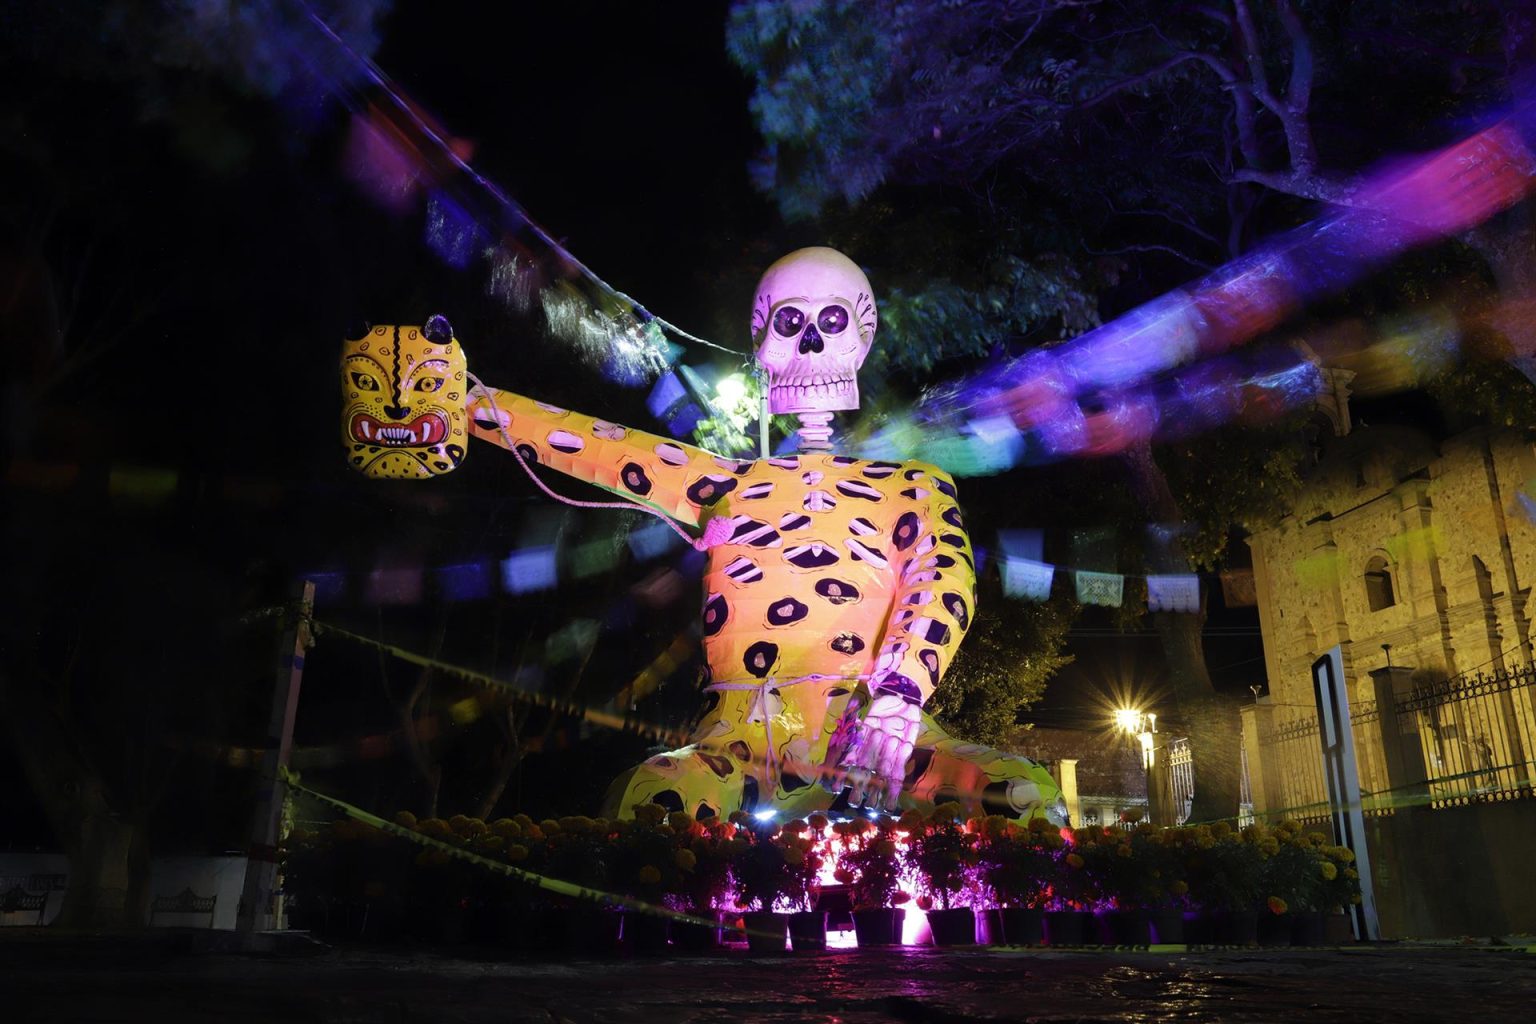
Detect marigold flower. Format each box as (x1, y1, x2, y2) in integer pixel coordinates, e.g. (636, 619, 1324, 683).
(1267, 896, 1288, 915)
(890, 891, 911, 905)
(784, 847, 805, 866)
(394, 811, 418, 829)
(1320, 861, 1339, 881)
(1065, 853, 1085, 870)
(668, 811, 696, 833)
(1170, 880, 1189, 896)
(637, 865, 662, 885)
(833, 867, 855, 885)
(807, 813, 830, 832)
(674, 849, 697, 871)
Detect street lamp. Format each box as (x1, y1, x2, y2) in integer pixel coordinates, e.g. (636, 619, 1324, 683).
(1114, 708, 1158, 770)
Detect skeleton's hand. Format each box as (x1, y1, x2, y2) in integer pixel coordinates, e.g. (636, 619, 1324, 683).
(819, 678, 921, 811)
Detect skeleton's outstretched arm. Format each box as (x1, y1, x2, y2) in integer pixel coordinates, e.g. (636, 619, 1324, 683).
(827, 465, 977, 809)
(466, 384, 738, 530)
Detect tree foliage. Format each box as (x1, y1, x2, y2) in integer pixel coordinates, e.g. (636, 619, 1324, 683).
(928, 587, 1077, 747)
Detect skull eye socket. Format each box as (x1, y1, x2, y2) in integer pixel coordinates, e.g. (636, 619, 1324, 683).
(772, 306, 806, 337)
(817, 304, 850, 334)
(351, 372, 380, 392)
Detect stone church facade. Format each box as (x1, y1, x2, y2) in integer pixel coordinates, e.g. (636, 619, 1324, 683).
(1243, 421, 1536, 813)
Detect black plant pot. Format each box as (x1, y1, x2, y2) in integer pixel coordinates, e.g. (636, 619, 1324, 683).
(1212, 909, 1259, 947)
(1258, 912, 1293, 947)
(624, 911, 670, 955)
(788, 911, 827, 951)
(1183, 911, 1215, 945)
(672, 911, 721, 952)
(1044, 910, 1094, 947)
(925, 907, 976, 946)
(562, 907, 623, 957)
(1098, 908, 1151, 946)
(851, 908, 904, 947)
(998, 907, 1045, 946)
(742, 910, 788, 954)
(1148, 907, 1185, 945)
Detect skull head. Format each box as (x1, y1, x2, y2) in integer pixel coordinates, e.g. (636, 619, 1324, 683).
(751, 247, 876, 414)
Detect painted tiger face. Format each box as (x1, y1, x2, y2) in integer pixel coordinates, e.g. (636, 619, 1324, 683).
(341, 317, 468, 479)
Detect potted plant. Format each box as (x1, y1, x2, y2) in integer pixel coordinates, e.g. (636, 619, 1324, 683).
(976, 815, 1052, 946)
(1080, 826, 1154, 946)
(611, 811, 686, 955)
(540, 813, 621, 955)
(728, 815, 792, 953)
(1184, 821, 1264, 946)
(780, 816, 828, 951)
(834, 818, 907, 946)
(671, 816, 733, 951)
(1043, 827, 1099, 946)
(905, 804, 978, 946)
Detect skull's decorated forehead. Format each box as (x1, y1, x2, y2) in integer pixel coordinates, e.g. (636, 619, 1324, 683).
(751, 247, 878, 416)
(340, 317, 469, 480)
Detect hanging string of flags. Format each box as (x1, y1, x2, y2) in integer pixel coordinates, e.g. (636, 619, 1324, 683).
(298, 2, 742, 391)
(995, 528, 1253, 611)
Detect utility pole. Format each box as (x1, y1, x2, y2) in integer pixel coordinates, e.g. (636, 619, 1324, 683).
(236, 580, 313, 935)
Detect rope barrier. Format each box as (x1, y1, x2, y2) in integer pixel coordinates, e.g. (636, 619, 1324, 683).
(277, 766, 771, 936)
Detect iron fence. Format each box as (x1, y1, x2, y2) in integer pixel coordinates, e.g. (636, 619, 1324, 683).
(1397, 665, 1536, 807)
(1168, 737, 1194, 825)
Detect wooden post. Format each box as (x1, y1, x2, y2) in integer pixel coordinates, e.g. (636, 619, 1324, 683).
(237, 580, 314, 934)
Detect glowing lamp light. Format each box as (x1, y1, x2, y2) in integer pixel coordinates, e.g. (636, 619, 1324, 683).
(1113, 708, 1143, 733)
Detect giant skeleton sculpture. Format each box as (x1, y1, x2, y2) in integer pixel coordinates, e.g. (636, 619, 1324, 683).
(341, 247, 1068, 824)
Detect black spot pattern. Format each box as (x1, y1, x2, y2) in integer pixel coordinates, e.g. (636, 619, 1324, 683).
(919, 649, 942, 687)
(942, 506, 965, 529)
(941, 534, 966, 548)
(652, 790, 685, 812)
(515, 443, 539, 464)
(785, 543, 839, 569)
(903, 468, 926, 481)
(835, 479, 883, 501)
(778, 513, 812, 531)
(621, 461, 653, 495)
(914, 619, 952, 645)
(687, 475, 738, 506)
(723, 557, 763, 585)
(933, 476, 957, 497)
(743, 641, 778, 677)
(766, 597, 810, 626)
(728, 740, 752, 761)
(830, 632, 866, 655)
(702, 593, 729, 636)
(832, 456, 859, 465)
(730, 518, 782, 547)
(893, 511, 921, 550)
(845, 539, 888, 567)
(861, 461, 901, 479)
(699, 752, 735, 779)
(815, 578, 862, 604)
(848, 516, 879, 536)
(942, 592, 970, 630)
(739, 481, 776, 500)
(933, 554, 957, 569)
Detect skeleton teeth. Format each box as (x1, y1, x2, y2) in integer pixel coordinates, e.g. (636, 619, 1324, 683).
(361, 421, 372, 439)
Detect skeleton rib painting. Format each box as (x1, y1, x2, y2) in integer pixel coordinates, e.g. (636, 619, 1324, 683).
(340, 247, 1068, 826)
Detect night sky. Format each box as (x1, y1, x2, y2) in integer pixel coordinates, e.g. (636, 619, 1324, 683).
(0, 0, 1268, 836)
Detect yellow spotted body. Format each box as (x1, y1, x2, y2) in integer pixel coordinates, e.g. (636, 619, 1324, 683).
(343, 324, 1064, 823)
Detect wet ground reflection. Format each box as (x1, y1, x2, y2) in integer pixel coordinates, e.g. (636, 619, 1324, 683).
(4, 940, 1534, 1023)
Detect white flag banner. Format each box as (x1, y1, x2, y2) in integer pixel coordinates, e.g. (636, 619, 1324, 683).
(1146, 574, 1201, 613)
(1075, 570, 1124, 608)
(1002, 556, 1055, 601)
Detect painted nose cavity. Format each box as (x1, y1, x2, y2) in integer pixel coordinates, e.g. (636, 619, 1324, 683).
(798, 323, 824, 354)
